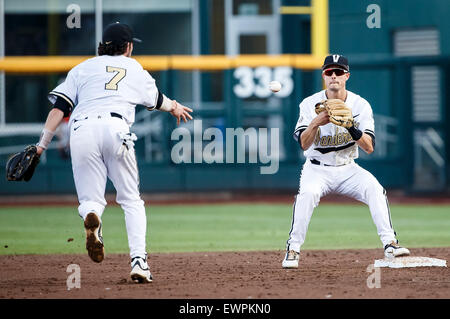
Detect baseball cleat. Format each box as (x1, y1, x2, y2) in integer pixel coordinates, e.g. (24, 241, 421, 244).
(282, 250, 300, 268)
(130, 255, 153, 283)
(84, 212, 104, 263)
(384, 241, 410, 258)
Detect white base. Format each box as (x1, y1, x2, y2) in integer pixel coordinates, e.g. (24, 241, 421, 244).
(374, 256, 447, 268)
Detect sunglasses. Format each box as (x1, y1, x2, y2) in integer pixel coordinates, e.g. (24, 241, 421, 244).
(323, 68, 348, 76)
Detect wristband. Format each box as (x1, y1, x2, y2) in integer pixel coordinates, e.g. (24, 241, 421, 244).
(37, 128, 55, 150)
(347, 126, 363, 141)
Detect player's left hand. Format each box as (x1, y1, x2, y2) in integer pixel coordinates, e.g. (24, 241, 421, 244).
(317, 99, 354, 128)
(36, 146, 44, 155)
(170, 100, 193, 125)
(6, 145, 41, 182)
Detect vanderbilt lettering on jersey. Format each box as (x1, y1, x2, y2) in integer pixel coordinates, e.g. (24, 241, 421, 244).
(105, 66, 127, 90)
(314, 128, 353, 147)
(313, 122, 360, 147)
(293, 90, 375, 166)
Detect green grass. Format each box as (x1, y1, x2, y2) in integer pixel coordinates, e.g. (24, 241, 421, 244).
(0, 203, 449, 255)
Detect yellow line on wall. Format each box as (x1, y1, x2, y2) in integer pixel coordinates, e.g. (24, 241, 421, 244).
(279, 6, 313, 15)
(0, 55, 324, 73)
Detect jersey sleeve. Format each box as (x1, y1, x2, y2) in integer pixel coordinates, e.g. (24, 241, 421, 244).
(48, 68, 78, 110)
(355, 99, 375, 138)
(292, 99, 314, 142)
(138, 69, 159, 109)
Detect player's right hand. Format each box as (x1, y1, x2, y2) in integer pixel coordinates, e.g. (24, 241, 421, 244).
(312, 109, 330, 127)
(170, 100, 193, 125)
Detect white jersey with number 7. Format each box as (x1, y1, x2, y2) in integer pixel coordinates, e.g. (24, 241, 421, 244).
(48, 55, 159, 127)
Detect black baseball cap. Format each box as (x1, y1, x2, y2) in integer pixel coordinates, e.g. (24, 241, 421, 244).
(102, 22, 142, 45)
(322, 54, 349, 71)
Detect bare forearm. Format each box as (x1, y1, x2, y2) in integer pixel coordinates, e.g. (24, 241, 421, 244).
(300, 124, 319, 150)
(356, 133, 374, 154)
(44, 108, 65, 131)
(36, 108, 65, 154)
(299, 112, 329, 150)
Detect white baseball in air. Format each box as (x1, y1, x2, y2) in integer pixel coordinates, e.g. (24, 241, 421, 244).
(269, 80, 282, 93)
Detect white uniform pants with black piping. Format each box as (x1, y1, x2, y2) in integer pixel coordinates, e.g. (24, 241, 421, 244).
(70, 114, 147, 259)
(286, 159, 397, 253)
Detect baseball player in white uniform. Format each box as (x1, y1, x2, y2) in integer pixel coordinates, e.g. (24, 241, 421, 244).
(35, 22, 193, 282)
(282, 54, 410, 268)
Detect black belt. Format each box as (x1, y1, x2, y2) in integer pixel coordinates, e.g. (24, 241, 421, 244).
(310, 159, 349, 167)
(74, 112, 123, 123)
(310, 159, 332, 166)
(110, 112, 123, 119)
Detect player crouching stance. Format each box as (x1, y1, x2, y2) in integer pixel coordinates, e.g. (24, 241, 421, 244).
(282, 55, 409, 269)
(33, 23, 193, 282)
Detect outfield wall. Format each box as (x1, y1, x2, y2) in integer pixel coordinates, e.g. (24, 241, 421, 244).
(0, 0, 449, 195)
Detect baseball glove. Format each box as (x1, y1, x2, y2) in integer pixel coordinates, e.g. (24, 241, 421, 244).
(315, 99, 354, 128)
(6, 145, 40, 182)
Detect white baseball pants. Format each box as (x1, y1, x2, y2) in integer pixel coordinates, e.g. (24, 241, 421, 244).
(69, 114, 147, 259)
(286, 159, 397, 253)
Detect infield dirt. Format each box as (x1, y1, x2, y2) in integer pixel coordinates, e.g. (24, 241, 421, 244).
(0, 247, 449, 299)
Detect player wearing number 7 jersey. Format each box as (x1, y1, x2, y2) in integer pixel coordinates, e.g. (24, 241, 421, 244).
(35, 22, 193, 283)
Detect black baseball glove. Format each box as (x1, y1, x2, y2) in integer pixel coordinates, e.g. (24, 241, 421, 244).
(6, 145, 41, 182)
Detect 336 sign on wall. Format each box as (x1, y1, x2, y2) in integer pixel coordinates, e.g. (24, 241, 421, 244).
(233, 66, 294, 99)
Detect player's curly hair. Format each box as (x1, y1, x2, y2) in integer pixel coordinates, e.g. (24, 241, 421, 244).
(97, 42, 128, 56)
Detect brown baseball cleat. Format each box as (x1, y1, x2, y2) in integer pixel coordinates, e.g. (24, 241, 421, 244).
(84, 212, 105, 263)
